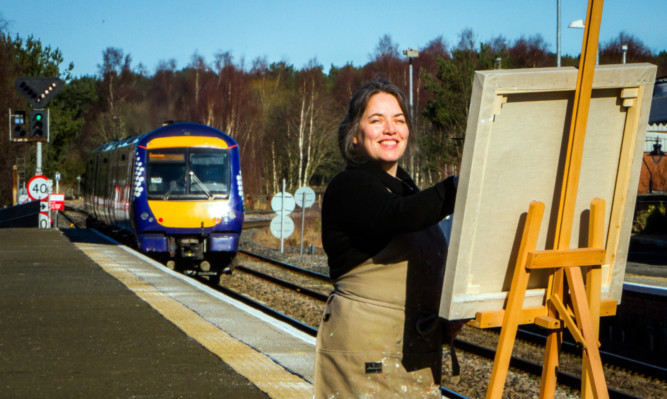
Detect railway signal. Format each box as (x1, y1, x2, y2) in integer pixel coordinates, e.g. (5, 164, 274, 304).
(14, 77, 63, 108)
(10, 110, 28, 141)
(29, 109, 49, 141)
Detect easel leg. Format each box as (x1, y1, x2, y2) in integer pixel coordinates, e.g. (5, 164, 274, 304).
(486, 201, 545, 399)
(566, 266, 609, 399)
(540, 269, 563, 399)
(583, 198, 605, 398)
(582, 265, 601, 398)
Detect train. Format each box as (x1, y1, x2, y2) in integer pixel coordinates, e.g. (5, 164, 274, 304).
(83, 121, 244, 281)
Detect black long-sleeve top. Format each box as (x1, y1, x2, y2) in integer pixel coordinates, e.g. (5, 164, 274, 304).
(322, 162, 457, 279)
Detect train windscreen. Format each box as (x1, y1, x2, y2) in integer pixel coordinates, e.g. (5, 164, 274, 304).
(147, 148, 230, 199)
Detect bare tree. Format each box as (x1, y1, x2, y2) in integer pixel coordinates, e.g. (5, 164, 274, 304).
(98, 47, 131, 113)
(509, 34, 552, 67)
(599, 31, 653, 64)
(189, 52, 207, 109)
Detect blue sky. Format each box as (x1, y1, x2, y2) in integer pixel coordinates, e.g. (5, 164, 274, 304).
(2, 1, 665, 77)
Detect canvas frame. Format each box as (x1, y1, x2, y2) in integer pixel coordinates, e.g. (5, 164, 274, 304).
(439, 64, 657, 320)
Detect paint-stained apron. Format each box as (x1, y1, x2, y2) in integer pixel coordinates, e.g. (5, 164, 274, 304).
(314, 224, 447, 398)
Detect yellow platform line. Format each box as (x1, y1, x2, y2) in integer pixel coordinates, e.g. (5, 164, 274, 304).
(75, 243, 312, 399)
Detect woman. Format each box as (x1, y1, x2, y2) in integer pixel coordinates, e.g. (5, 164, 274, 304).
(314, 79, 457, 398)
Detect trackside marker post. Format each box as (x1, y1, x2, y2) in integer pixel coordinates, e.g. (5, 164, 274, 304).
(270, 179, 295, 253)
(295, 186, 316, 255)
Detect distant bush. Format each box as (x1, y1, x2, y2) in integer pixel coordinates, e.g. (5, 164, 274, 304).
(633, 202, 667, 234)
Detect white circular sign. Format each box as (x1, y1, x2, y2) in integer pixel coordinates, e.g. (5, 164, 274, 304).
(294, 186, 316, 208)
(270, 215, 294, 238)
(39, 212, 51, 229)
(28, 175, 51, 201)
(271, 192, 295, 215)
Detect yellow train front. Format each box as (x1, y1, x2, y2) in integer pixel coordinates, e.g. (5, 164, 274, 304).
(84, 122, 244, 281)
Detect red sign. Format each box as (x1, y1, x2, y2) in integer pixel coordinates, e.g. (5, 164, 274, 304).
(49, 193, 65, 211)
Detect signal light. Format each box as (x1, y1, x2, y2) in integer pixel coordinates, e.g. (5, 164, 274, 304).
(14, 77, 63, 108)
(29, 109, 49, 142)
(10, 110, 28, 141)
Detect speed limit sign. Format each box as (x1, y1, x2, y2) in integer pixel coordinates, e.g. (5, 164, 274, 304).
(28, 175, 52, 201)
(39, 212, 51, 229)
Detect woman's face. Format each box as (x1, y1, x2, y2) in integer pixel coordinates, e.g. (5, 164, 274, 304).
(354, 92, 409, 176)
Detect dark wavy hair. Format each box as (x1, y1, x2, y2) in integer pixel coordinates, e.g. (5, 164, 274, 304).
(338, 79, 414, 165)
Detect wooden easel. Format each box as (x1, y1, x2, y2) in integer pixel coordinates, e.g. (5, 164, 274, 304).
(481, 1, 615, 398)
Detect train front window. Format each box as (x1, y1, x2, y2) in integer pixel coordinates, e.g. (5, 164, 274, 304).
(189, 150, 229, 196)
(147, 151, 186, 198)
(147, 148, 229, 199)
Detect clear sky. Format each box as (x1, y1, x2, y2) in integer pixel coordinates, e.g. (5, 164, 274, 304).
(2, 1, 665, 78)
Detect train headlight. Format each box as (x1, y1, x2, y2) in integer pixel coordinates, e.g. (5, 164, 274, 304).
(140, 212, 149, 220)
(212, 202, 234, 223)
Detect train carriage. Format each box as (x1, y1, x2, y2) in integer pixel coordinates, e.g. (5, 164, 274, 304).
(84, 122, 244, 280)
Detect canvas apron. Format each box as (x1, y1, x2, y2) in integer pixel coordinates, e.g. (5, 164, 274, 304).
(314, 224, 447, 398)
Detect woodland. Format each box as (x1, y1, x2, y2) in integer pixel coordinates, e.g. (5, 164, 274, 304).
(1, 21, 666, 206)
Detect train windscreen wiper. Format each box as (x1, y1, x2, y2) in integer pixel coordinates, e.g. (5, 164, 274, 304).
(162, 180, 179, 200)
(162, 171, 186, 200)
(189, 171, 213, 199)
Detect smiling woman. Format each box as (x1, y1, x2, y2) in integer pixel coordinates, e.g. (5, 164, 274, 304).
(314, 79, 458, 398)
(354, 92, 410, 176)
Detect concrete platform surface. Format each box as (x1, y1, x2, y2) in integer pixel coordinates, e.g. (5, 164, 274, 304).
(0, 228, 314, 399)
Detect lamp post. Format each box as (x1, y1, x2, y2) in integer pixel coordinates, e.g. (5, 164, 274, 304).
(622, 44, 628, 64)
(403, 48, 419, 121)
(650, 139, 664, 165)
(403, 48, 419, 180)
(557, 0, 561, 67)
(569, 18, 599, 65)
(643, 138, 665, 193)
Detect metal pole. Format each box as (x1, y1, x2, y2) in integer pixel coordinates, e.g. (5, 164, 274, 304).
(622, 44, 627, 64)
(408, 58, 414, 121)
(300, 191, 306, 255)
(54, 176, 59, 228)
(280, 179, 285, 253)
(36, 142, 42, 175)
(557, 0, 562, 67)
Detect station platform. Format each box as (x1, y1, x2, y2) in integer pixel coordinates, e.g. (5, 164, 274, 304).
(0, 227, 314, 398)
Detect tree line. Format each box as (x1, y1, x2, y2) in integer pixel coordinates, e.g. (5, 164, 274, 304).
(2, 24, 666, 206)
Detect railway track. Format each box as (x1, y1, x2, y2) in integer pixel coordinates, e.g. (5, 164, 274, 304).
(223, 249, 665, 398)
(58, 207, 665, 397)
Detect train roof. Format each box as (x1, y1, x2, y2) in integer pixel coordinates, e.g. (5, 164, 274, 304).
(649, 76, 667, 125)
(90, 122, 236, 154)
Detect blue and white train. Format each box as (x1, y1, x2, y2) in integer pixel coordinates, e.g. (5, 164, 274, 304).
(84, 122, 244, 280)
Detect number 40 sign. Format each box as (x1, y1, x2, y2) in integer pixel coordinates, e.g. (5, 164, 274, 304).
(27, 175, 52, 201)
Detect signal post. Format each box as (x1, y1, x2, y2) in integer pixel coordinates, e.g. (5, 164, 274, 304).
(9, 77, 64, 227)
